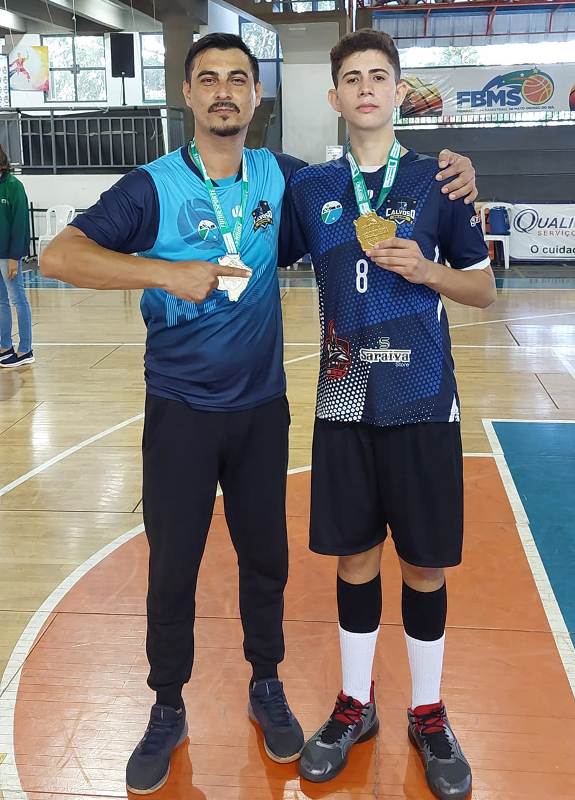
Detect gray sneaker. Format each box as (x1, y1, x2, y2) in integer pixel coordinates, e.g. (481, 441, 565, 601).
(299, 683, 379, 783)
(408, 701, 472, 800)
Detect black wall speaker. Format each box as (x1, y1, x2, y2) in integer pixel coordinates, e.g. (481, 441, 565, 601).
(110, 33, 135, 78)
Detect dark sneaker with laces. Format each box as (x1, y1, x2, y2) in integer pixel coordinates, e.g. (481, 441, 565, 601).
(126, 703, 188, 794)
(248, 678, 304, 763)
(299, 683, 379, 783)
(408, 701, 471, 800)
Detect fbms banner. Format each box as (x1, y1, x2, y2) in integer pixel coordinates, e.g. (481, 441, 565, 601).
(400, 63, 575, 118)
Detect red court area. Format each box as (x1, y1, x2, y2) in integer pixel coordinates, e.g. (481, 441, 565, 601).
(12, 462, 575, 799)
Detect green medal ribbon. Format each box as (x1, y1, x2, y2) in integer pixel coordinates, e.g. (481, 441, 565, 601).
(189, 139, 249, 256)
(346, 139, 401, 216)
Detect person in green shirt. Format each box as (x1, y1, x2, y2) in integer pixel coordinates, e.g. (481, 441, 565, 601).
(0, 144, 34, 368)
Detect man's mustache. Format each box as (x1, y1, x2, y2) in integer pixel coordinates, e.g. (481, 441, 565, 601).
(209, 103, 240, 113)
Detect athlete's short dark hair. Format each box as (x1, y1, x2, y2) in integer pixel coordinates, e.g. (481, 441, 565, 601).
(330, 29, 401, 87)
(185, 33, 260, 84)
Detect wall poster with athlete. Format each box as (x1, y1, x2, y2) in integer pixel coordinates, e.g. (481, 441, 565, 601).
(0, 55, 10, 108)
(9, 45, 49, 92)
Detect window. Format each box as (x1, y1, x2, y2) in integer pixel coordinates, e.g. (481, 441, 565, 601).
(240, 21, 282, 99)
(141, 33, 165, 103)
(42, 35, 106, 103)
(272, 0, 335, 10)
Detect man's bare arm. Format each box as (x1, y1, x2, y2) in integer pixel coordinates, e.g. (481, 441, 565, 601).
(42, 226, 250, 304)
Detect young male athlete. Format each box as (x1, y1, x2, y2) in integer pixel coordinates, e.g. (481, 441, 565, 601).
(42, 31, 479, 796)
(282, 29, 496, 799)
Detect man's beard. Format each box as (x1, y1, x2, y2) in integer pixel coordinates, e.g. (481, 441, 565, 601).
(209, 124, 242, 137)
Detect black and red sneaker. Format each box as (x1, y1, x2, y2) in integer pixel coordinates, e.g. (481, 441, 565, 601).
(299, 683, 379, 783)
(408, 701, 471, 800)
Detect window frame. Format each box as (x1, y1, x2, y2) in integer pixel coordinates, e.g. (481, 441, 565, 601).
(140, 32, 166, 104)
(239, 19, 282, 99)
(41, 34, 107, 104)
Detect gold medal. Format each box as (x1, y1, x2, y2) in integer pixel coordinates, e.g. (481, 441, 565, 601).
(354, 212, 397, 250)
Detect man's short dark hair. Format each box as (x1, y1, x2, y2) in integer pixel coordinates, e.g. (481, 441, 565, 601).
(185, 33, 259, 84)
(330, 29, 401, 87)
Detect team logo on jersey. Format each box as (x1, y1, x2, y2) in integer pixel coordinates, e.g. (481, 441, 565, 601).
(470, 214, 481, 228)
(197, 219, 219, 242)
(321, 201, 343, 225)
(252, 200, 273, 230)
(359, 337, 411, 366)
(325, 321, 351, 379)
(384, 198, 417, 226)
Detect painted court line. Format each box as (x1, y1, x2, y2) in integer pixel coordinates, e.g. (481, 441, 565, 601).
(0, 354, 316, 502)
(483, 418, 575, 698)
(451, 310, 575, 329)
(0, 464, 312, 796)
(0, 414, 145, 500)
(555, 350, 575, 380)
(283, 352, 320, 365)
(0, 522, 146, 795)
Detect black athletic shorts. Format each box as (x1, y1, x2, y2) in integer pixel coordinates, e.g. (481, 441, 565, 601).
(310, 418, 464, 567)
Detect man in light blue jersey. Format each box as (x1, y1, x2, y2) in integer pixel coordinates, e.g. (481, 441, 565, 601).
(42, 32, 479, 795)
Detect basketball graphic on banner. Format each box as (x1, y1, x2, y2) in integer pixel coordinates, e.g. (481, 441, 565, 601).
(570, 85, 575, 111)
(401, 76, 443, 117)
(521, 72, 554, 105)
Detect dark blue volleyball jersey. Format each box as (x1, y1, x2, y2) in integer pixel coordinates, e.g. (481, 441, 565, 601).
(71, 145, 305, 411)
(283, 150, 490, 427)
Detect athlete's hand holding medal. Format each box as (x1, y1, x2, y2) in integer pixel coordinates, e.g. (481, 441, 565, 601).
(365, 238, 433, 285)
(349, 140, 434, 286)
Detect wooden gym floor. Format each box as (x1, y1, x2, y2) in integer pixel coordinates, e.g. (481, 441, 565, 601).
(0, 270, 574, 799)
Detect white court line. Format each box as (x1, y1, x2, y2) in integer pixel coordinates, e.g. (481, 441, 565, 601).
(284, 352, 320, 365)
(0, 464, 312, 796)
(0, 437, 561, 792)
(0, 522, 145, 795)
(0, 351, 318, 501)
(488, 416, 575, 424)
(483, 418, 575, 698)
(451, 310, 575, 329)
(555, 350, 575, 380)
(453, 344, 575, 352)
(0, 413, 144, 500)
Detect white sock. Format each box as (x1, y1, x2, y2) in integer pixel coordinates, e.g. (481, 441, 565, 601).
(404, 631, 445, 709)
(339, 624, 379, 705)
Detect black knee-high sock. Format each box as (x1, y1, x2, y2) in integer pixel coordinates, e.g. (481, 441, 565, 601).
(337, 574, 382, 632)
(401, 581, 447, 641)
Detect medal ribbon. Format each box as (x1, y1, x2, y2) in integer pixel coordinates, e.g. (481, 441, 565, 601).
(347, 139, 401, 216)
(189, 139, 248, 256)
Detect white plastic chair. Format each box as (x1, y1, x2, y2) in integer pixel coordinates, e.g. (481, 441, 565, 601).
(479, 202, 513, 270)
(38, 204, 76, 262)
